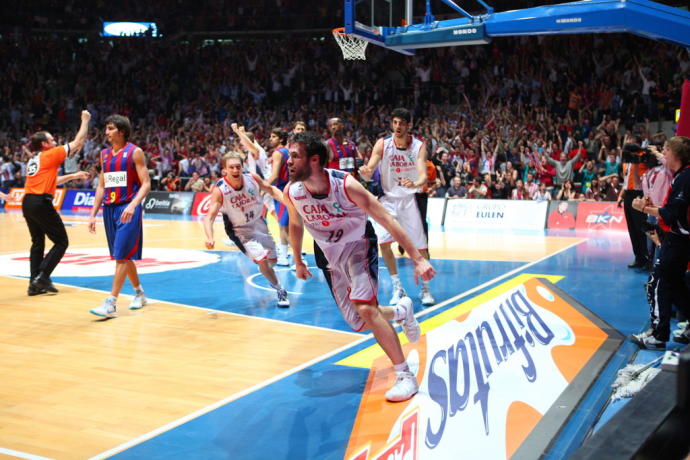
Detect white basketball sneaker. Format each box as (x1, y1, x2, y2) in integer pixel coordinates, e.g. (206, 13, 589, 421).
(90, 296, 117, 318)
(129, 291, 147, 310)
(385, 370, 419, 402)
(276, 247, 290, 266)
(419, 286, 435, 305)
(396, 296, 421, 343)
(389, 281, 407, 305)
(277, 288, 290, 308)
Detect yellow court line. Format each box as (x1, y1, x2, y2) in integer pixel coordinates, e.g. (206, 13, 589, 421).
(337, 273, 564, 369)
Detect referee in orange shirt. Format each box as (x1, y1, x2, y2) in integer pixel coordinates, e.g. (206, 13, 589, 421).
(23, 110, 91, 295)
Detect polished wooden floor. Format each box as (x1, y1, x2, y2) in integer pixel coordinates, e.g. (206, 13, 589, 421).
(0, 211, 583, 459)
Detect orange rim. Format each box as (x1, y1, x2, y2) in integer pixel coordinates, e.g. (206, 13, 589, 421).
(332, 27, 347, 35)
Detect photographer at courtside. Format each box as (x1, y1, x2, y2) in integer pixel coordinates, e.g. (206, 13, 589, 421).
(618, 140, 650, 269)
(630, 136, 690, 350)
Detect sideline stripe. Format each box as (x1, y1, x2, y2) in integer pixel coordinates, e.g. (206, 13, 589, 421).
(246, 265, 320, 295)
(88, 333, 373, 460)
(0, 447, 54, 460)
(2, 275, 361, 338)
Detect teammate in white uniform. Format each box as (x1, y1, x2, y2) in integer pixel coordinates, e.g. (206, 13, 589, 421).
(203, 153, 289, 307)
(231, 123, 274, 214)
(359, 108, 435, 306)
(277, 132, 436, 402)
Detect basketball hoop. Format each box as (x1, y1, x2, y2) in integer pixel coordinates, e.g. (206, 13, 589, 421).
(332, 27, 368, 60)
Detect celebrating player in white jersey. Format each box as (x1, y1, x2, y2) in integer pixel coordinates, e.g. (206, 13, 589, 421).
(203, 153, 289, 308)
(359, 107, 435, 306)
(277, 132, 436, 402)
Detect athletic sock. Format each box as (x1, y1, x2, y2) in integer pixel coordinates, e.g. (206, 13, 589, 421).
(391, 274, 400, 284)
(280, 244, 289, 256)
(391, 302, 408, 320)
(393, 362, 411, 375)
(134, 285, 144, 294)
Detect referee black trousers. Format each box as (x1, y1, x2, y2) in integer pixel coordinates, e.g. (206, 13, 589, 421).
(647, 233, 690, 341)
(21, 194, 68, 280)
(623, 190, 648, 264)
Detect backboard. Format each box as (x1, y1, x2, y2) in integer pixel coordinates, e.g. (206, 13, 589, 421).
(344, 0, 492, 55)
(343, 0, 690, 56)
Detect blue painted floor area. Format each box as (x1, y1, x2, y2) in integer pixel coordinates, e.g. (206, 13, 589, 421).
(531, 233, 651, 338)
(104, 230, 659, 460)
(53, 255, 524, 332)
(112, 356, 372, 460)
(29, 220, 661, 459)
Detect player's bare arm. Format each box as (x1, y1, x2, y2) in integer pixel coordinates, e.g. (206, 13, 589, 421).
(284, 190, 312, 280)
(120, 148, 151, 223)
(401, 142, 428, 189)
(266, 150, 283, 186)
(203, 187, 224, 249)
(250, 172, 284, 203)
(88, 170, 106, 234)
(231, 123, 259, 156)
(345, 177, 436, 284)
(358, 137, 384, 180)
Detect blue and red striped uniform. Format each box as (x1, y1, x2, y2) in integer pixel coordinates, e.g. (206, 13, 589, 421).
(101, 142, 144, 260)
(326, 138, 357, 172)
(102, 142, 141, 205)
(274, 146, 290, 227)
(275, 147, 290, 190)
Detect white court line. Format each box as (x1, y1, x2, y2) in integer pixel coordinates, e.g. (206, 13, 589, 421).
(89, 333, 371, 460)
(3, 275, 360, 338)
(246, 265, 318, 295)
(89, 236, 588, 459)
(0, 447, 54, 460)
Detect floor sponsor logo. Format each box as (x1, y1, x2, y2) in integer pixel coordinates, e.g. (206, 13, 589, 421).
(0, 247, 219, 277)
(341, 275, 621, 460)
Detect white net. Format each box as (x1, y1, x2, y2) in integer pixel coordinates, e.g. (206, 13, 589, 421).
(333, 29, 368, 60)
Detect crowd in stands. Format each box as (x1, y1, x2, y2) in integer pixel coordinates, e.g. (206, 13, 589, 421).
(1, 30, 688, 202)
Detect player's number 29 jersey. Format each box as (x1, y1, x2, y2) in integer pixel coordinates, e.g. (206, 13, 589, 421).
(287, 169, 367, 245)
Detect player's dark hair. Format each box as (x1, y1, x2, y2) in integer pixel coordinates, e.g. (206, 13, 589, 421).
(390, 107, 411, 123)
(105, 114, 132, 140)
(29, 131, 50, 151)
(271, 128, 288, 145)
(292, 132, 328, 167)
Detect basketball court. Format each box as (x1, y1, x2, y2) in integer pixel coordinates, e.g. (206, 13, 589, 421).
(3, 0, 690, 458)
(0, 206, 650, 459)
